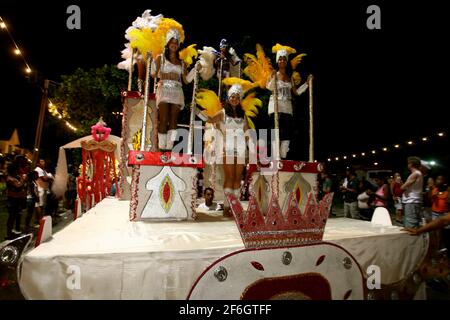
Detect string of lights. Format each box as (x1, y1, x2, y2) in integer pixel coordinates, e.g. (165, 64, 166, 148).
(325, 131, 447, 164)
(48, 99, 78, 131)
(1, 15, 78, 132)
(0, 16, 32, 74)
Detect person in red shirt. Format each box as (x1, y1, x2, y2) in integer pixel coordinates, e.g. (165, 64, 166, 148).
(390, 172, 404, 223)
(430, 175, 449, 219)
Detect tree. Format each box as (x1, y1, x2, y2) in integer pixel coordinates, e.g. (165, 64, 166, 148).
(54, 65, 129, 135)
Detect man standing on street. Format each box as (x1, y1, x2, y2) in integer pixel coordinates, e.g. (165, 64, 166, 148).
(401, 156, 424, 228)
(341, 167, 360, 219)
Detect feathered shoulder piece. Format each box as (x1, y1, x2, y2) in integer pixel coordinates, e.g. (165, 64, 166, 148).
(241, 93, 262, 129)
(290, 53, 307, 70)
(272, 43, 296, 55)
(195, 89, 222, 117)
(179, 44, 198, 66)
(243, 44, 273, 89)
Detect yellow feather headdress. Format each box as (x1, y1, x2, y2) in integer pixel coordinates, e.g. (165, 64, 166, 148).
(243, 44, 273, 89)
(272, 43, 296, 62)
(223, 78, 261, 129)
(222, 77, 257, 98)
(129, 17, 185, 59)
(179, 44, 198, 66)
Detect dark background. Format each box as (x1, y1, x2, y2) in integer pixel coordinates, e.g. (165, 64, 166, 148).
(0, 0, 448, 172)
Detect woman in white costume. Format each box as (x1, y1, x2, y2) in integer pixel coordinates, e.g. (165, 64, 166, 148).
(153, 29, 190, 151)
(267, 44, 311, 159)
(196, 78, 261, 217)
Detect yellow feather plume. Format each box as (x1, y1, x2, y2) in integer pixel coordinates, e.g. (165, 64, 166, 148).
(290, 53, 307, 70)
(195, 89, 222, 117)
(179, 44, 198, 66)
(129, 28, 157, 59)
(243, 44, 273, 89)
(241, 93, 262, 129)
(272, 43, 296, 55)
(222, 77, 257, 93)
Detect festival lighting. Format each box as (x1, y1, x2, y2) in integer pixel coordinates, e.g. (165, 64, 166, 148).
(326, 130, 447, 162)
(25, 67, 31, 73)
(429, 161, 436, 166)
(0, 22, 6, 29)
(14, 48, 21, 55)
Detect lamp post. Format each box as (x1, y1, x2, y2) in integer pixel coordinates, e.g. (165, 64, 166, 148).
(32, 79, 49, 167)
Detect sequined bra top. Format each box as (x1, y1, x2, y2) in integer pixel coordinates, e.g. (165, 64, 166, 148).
(221, 109, 245, 130)
(160, 57, 183, 81)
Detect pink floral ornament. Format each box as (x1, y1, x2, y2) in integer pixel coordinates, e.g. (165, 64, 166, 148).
(91, 117, 111, 142)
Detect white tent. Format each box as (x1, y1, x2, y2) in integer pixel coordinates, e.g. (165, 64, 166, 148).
(52, 135, 121, 198)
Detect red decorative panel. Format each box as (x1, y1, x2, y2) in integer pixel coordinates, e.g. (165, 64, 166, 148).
(128, 151, 204, 168)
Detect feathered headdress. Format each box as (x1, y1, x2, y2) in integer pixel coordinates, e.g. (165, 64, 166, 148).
(179, 44, 198, 66)
(272, 43, 296, 62)
(195, 87, 262, 129)
(129, 17, 185, 59)
(222, 77, 257, 99)
(243, 44, 273, 89)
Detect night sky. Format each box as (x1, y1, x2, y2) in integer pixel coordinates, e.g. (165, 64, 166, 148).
(1, 0, 449, 170)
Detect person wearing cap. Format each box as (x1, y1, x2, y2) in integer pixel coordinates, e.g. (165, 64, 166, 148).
(400, 156, 424, 228)
(267, 44, 311, 159)
(153, 27, 190, 151)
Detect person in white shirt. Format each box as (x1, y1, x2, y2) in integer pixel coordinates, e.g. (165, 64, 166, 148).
(401, 156, 424, 228)
(34, 159, 53, 216)
(197, 187, 221, 211)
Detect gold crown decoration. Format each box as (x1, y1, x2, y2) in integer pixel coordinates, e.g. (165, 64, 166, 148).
(226, 189, 333, 249)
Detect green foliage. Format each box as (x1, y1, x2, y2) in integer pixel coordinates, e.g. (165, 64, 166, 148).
(54, 65, 129, 135)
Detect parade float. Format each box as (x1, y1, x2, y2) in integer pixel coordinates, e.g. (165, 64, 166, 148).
(3, 9, 448, 300)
